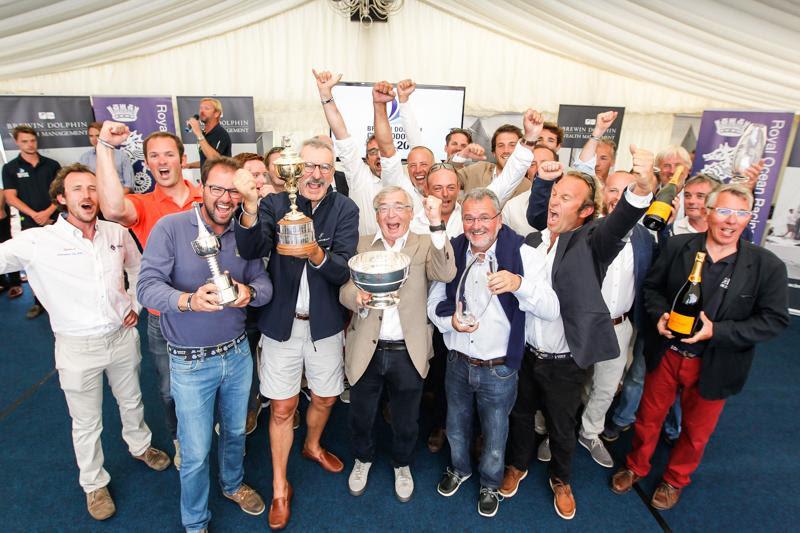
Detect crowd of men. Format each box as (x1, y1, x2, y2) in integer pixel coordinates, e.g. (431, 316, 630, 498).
(0, 77, 791, 531)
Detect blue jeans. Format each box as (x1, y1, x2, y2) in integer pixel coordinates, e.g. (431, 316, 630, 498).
(147, 313, 178, 439)
(613, 336, 681, 439)
(170, 338, 252, 532)
(445, 352, 518, 489)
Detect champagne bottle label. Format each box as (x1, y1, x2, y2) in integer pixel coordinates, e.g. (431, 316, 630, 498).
(645, 200, 673, 221)
(667, 312, 695, 335)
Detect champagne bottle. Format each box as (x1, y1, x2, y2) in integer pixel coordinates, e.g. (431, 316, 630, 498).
(667, 251, 706, 338)
(643, 165, 685, 231)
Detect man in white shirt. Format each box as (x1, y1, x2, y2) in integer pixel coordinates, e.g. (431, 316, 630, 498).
(502, 144, 559, 236)
(428, 188, 559, 518)
(0, 163, 170, 520)
(314, 70, 406, 235)
(341, 187, 455, 502)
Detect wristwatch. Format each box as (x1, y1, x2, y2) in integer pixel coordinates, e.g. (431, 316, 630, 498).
(246, 285, 257, 302)
(429, 223, 446, 232)
(521, 137, 538, 147)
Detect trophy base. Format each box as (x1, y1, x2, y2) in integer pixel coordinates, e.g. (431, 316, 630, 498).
(365, 293, 400, 310)
(210, 274, 239, 306)
(276, 242, 318, 256)
(277, 216, 316, 256)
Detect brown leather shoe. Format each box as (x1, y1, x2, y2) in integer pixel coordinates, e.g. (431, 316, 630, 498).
(499, 466, 528, 498)
(86, 486, 116, 520)
(225, 482, 265, 515)
(134, 446, 171, 471)
(301, 447, 344, 473)
(549, 478, 576, 520)
(7, 286, 23, 299)
(651, 481, 682, 510)
(246, 405, 261, 435)
(611, 467, 642, 494)
(427, 427, 446, 453)
(268, 484, 293, 530)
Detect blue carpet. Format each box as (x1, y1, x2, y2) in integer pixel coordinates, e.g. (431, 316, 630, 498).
(1, 288, 798, 532)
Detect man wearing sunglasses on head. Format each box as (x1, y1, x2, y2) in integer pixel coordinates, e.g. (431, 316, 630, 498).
(611, 183, 788, 511)
(234, 137, 359, 530)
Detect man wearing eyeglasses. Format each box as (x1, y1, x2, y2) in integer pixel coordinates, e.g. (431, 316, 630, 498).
(95, 121, 204, 470)
(341, 187, 455, 502)
(234, 138, 359, 529)
(137, 157, 273, 533)
(502, 147, 655, 520)
(427, 188, 559, 518)
(313, 70, 406, 236)
(611, 184, 789, 511)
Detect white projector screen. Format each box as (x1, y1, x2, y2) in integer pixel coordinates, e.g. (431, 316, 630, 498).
(330, 82, 466, 161)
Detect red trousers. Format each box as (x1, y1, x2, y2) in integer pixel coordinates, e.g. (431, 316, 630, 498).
(626, 349, 726, 488)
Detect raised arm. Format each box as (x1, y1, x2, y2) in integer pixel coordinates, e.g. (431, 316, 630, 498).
(96, 121, 139, 226)
(372, 81, 397, 158)
(489, 109, 542, 204)
(313, 69, 348, 140)
(397, 79, 424, 150)
(575, 110, 617, 173)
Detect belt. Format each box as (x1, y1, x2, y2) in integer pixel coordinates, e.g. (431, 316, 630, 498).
(294, 313, 310, 321)
(668, 346, 699, 359)
(376, 339, 407, 351)
(453, 350, 507, 368)
(525, 344, 572, 361)
(611, 312, 630, 326)
(168, 332, 247, 361)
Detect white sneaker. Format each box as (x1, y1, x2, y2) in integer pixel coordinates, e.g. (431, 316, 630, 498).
(173, 439, 181, 471)
(348, 460, 372, 496)
(534, 410, 547, 435)
(340, 388, 351, 404)
(537, 437, 551, 462)
(394, 466, 414, 502)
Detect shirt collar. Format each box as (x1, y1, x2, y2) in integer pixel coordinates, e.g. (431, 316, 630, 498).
(467, 239, 498, 260)
(153, 180, 202, 206)
(372, 229, 410, 251)
(55, 212, 98, 240)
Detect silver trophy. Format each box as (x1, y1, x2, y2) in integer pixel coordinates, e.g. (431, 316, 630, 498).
(348, 251, 411, 310)
(191, 203, 239, 306)
(455, 252, 497, 327)
(730, 123, 767, 184)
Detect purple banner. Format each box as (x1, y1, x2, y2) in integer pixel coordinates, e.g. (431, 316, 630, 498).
(692, 109, 794, 243)
(91, 96, 176, 193)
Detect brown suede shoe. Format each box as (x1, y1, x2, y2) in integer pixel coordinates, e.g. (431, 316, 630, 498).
(301, 447, 344, 473)
(246, 405, 261, 435)
(499, 466, 528, 498)
(611, 468, 642, 495)
(268, 484, 293, 530)
(225, 482, 265, 515)
(549, 478, 576, 520)
(427, 427, 446, 453)
(651, 481, 682, 510)
(86, 486, 116, 520)
(134, 446, 171, 471)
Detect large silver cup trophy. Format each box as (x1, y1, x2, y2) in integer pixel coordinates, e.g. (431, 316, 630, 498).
(730, 123, 767, 185)
(454, 252, 497, 327)
(348, 251, 412, 310)
(191, 203, 239, 305)
(274, 145, 317, 255)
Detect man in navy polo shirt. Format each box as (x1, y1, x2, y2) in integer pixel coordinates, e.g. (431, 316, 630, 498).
(137, 157, 272, 533)
(2, 124, 61, 318)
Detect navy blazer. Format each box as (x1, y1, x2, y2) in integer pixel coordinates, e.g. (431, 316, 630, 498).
(234, 187, 359, 342)
(630, 223, 656, 329)
(643, 233, 789, 399)
(526, 178, 649, 368)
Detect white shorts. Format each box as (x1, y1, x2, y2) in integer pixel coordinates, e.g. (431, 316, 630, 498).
(259, 318, 344, 400)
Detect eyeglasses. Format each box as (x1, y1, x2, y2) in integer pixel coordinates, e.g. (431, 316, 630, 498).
(710, 207, 752, 218)
(463, 212, 500, 225)
(366, 148, 380, 156)
(303, 162, 333, 175)
(375, 203, 412, 215)
(429, 162, 456, 173)
(205, 185, 242, 199)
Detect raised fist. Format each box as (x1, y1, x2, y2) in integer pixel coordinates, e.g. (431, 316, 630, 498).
(424, 195, 443, 226)
(629, 145, 656, 193)
(593, 111, 618, 137)
(233, 168, 259, 206)
(397, 79, 416, 103)
(458, 143, 486, 161)
(99, 121, 130, 148)
(538, 160, 563, 181)
(372, 81, 396, 104)
(523, 109, 544, 141)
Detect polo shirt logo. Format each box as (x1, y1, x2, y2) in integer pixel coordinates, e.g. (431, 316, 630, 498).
(17, 170, 30, 178)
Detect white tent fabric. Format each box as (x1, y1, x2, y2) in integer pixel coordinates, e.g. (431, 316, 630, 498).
(0, 0, 797, 166)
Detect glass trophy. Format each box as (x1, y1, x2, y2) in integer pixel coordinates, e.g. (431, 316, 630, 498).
(730, 123, 767, 184)
(454, 252, 497, 327)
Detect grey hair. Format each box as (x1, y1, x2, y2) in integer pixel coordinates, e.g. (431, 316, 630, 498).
(706, 183, 754, 210)
(462, 187, 501, 214)
(301, 138, 334, 158)
(684, 173, 720, 190)
(655, 144, 691, 167)
(373, 185, 412, 210)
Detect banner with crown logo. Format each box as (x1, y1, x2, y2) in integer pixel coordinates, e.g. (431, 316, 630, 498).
(91, 96, 176, 193)
(692, 110, 795, 244)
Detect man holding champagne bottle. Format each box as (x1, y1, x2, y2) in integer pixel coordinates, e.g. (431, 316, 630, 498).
(611, 184, 789, 510)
